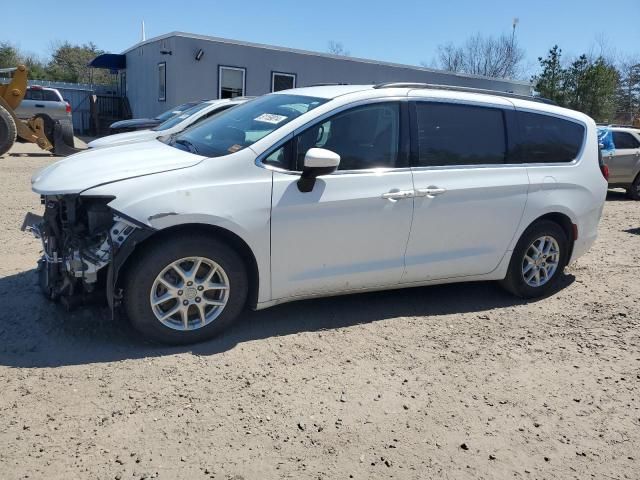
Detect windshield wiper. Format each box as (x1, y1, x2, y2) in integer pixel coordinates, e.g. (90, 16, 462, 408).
(174, 138, 199, 154)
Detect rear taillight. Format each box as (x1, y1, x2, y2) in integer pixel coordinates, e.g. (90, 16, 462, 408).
(600, 163, 609, 180)
(65, 102, 71, 114)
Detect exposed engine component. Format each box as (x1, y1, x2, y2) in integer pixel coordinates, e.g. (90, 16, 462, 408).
(23, 195, 139, 302)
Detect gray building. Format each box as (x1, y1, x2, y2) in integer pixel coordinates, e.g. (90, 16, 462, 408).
(100, 31, 532, 118)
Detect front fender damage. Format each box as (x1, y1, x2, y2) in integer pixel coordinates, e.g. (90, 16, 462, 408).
(106, 225, 155, 310)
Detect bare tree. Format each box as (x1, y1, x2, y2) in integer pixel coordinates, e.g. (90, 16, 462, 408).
(431, 33, 525, 79)
(327, 41, 350, 57)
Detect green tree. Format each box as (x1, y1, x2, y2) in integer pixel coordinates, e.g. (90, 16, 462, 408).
(616, 59, 640, 123)
(46, 41, 110, 84)
(532, 45, 565, 104)
(0, 41, 20, 69)
(533, 47, 619, 122)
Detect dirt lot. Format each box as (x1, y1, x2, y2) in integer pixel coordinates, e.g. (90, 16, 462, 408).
(0, 143, 639, 480)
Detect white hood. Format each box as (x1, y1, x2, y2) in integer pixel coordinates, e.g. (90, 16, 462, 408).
(32, 140, 205, 195)
(87, 129, 162, 148)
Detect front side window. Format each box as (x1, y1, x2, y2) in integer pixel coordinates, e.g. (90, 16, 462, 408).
(612, 131, 640, 150)
(172, 94, 327, 157)
(515, 111, 584, 163)
(272, 72, 296, 92)
(158, 62, 166, 102)
(219, 66, 245, 99)
(264, 103, 401, 171)
(415, 102, 507, 167)
(24, 89, 43, 101)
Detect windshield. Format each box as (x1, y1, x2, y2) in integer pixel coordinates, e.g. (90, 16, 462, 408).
(154, 102, 200, 122)
(153, 102, 212, 131)
(171, 94, 327, 157)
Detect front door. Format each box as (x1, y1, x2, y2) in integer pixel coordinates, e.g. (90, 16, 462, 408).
(269, 101, 415, 299)
(403, 100, 528, 282)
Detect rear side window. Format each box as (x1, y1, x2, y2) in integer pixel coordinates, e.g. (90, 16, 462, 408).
(414, 102, 507, 167)
(43, 90, 61, 102)
(515, 111, 584, 163)
(612, 131, 640, 149)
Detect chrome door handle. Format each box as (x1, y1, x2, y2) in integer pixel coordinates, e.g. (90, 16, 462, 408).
(415, 187, 447, 197)
(382, 190, 414, 202)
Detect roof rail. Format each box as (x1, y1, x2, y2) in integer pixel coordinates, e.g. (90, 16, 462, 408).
(305, 82, 351, 87)
(373, 82, 555, 105)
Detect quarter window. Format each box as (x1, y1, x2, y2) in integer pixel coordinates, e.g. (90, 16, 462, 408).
(219, 66, 245, 99)
(612, 131, 640, 150)
(415, 102, 507, 167)
(158, 62, 166, 102)
(515, 111, 584, 163)
(272, 72, 296, 92)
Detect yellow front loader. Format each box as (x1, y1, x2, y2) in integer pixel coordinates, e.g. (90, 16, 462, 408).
(0, 65, 79, 157)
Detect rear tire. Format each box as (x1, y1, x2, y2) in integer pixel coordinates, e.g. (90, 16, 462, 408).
(0, 104, 17, 157)
(500, 220, 569, 298)
(627, 174, 640, 200)
(61, 122, 75, 148)
(123, 234, 248, 345)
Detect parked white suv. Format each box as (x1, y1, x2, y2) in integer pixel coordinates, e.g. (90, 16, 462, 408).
(601, 126, 640, 199)
(87, 97, 250, 149)
(25, 84, 607, 344)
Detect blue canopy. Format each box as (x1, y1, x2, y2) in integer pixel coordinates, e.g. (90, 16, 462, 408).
(88, 53, 126, 70)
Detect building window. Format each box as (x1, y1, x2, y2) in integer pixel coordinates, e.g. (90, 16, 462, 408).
(219, 66, 246, 99)
(272, 72, 296, 92)
(158, 62, 166, 102)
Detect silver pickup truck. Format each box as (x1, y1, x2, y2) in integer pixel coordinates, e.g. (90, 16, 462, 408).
(14, 85, 74, 146)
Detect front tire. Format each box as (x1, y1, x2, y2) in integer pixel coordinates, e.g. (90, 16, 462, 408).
(500, 220, 569, 298)
(0, 104, 17, 157)
(123, 234, 248, 345)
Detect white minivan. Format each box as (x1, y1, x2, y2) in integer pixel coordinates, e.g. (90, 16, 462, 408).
(26, 84, 608, 344)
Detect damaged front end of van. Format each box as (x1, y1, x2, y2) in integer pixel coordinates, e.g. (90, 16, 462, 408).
(22, 140, 205, 309)
(22, 194, 151, 309)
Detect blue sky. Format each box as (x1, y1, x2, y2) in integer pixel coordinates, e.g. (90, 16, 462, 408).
(4, 0, 639, 77)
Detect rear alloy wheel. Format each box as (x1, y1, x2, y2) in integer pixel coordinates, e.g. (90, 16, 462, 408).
(627, 174, 640, 200)
(500, 220, 569, 298)
(124, 234, 248, 344)
(521, 236, 560, 288)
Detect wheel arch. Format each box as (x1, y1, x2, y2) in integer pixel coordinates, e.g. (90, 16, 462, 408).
(116, 222, 261, 310)
(520, 211, 576, 262)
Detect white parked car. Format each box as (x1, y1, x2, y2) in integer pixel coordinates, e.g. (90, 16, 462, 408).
(25, 84, 607, 344)
(88, 97, 250, 149)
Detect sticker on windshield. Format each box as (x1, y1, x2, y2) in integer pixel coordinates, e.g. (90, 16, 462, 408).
(254, 113, 288, 124)
(228, 144, 243, 153)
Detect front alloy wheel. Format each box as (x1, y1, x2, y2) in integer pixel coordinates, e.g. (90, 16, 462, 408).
(124, 234, 248, 344)
(150, 257, 230, 331)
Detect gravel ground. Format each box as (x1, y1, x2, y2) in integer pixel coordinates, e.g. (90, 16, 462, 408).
(1, 143, 639, 480)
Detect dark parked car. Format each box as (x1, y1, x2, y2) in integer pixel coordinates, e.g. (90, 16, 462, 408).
(109, 101, 202, 134)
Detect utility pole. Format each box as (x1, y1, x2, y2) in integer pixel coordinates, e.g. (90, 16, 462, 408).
(511, 17, 519, 52)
